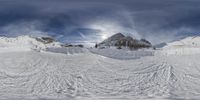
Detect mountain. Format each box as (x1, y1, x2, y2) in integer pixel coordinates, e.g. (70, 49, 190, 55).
(97, 33, 152, 49)
(161, 36, 200, 55)
(154, 42, 167, 48)
(0, 35, 61, 52)
(164, 36, 200, 49)
(97, 33, 125, 47)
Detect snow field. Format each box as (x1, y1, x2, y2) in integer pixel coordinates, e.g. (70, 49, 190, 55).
(0, 35, 199, 99)
(0, 50, 199, 99)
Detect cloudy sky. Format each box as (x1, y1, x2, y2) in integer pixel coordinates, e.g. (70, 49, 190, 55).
(0, 0, 200, 46)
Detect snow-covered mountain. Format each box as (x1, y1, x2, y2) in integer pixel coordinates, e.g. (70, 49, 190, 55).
(97, 33, 152, 49)
(0, 35, 62, 52)
(97, 33, 125, 47)
(164, 36, 200, 48)
(161, 36, 200, 55)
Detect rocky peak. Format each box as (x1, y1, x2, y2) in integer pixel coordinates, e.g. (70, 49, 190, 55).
(97, 33, 152, 50)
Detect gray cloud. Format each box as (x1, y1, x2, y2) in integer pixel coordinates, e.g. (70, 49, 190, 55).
(0, 0, 199, 46)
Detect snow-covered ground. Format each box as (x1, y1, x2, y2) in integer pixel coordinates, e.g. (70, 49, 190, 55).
(0, 36, 200, 100)
(90, 48, 154, 60)
(46, 47, 89, 55)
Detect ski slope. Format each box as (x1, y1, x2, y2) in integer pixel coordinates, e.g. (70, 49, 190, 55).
(0, 36, 200, 100)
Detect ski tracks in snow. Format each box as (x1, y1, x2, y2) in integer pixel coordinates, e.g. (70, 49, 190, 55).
(0, 51, 200, 99)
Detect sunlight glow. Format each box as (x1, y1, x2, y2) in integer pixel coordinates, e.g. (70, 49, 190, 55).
(101, 34, 108, 40)
(86, 19, 141, 43)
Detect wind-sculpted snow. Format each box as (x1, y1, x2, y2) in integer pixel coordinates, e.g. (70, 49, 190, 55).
(0, 50, 200, 100)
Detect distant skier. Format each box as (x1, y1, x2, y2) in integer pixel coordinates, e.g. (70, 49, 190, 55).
(95, 43, 98, 48)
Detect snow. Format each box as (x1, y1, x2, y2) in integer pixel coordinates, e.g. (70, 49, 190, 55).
(164, 36, 200, 48)
(0, 35, 62, 52)
(90, 48, 154, 60)
(160, 36, 200, 55)
(46, 47, 89, 55)
(0, 35, 200, 100)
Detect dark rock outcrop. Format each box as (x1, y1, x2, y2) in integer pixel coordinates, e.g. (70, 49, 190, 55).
(36, 37, 55, 44)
